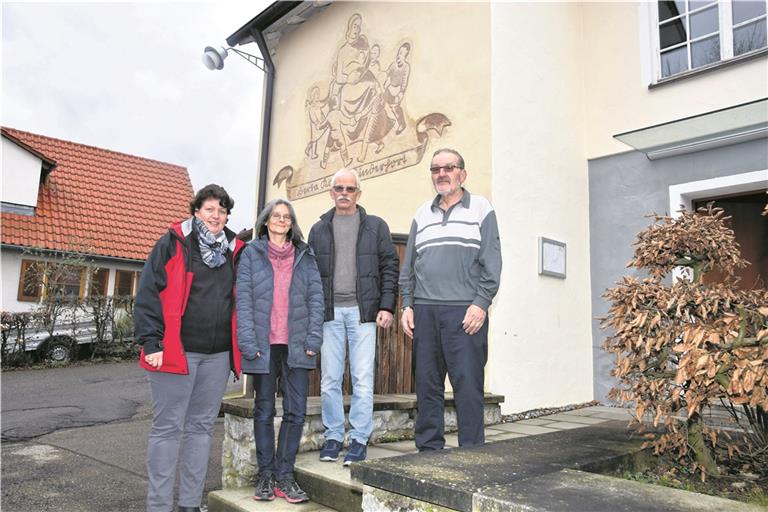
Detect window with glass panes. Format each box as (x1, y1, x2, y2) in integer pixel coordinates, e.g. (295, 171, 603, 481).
(17, 260, 43, 302)
(88, 268, 110, 300)
(657, 0, 767, 79)
(114, 270, 139, 297)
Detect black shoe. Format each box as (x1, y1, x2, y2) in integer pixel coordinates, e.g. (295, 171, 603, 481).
(253, 472, 276, 501)
(274, 476, 310, 503)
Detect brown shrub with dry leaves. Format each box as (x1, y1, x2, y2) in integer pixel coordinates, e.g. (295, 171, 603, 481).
(602, 204, 768, 479)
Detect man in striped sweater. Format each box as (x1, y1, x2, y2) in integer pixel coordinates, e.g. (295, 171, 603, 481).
(399, 148, 502, 451)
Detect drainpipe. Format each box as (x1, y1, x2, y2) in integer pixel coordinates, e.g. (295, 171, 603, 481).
(248, 27, 274, 216)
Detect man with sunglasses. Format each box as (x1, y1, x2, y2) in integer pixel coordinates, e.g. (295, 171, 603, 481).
(399, 148, 502, 451)
(308, 168, 399, 465)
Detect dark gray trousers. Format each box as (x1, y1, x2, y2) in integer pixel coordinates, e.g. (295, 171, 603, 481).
(146, 351, 230, 512)
(413, 304, 488, 451)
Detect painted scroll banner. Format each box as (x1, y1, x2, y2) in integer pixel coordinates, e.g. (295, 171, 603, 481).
(280, 112, 451, 200)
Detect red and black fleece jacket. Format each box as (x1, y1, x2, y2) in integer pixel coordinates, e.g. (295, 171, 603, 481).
(134, 218, 245, 376)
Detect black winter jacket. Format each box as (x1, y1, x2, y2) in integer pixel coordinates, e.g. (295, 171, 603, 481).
(307, 205, 399, 322)
(235, 237, 324, 374)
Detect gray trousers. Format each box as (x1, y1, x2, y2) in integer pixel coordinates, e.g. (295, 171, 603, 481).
(146, 351, 230, 512)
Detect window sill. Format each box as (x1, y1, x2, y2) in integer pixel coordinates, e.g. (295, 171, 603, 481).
(650, 47, 768, 89)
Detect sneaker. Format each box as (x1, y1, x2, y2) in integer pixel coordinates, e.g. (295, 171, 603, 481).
(319, 439, 343, 462)
(274, 476, 310, 504)
(343, 439, 367, 466)
(253, 472, 275, 501)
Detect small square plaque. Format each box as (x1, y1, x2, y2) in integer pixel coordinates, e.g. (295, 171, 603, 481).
(539, 237, 566, 279)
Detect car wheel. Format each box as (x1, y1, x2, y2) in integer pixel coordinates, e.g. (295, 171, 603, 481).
(41, 336, 78, 364)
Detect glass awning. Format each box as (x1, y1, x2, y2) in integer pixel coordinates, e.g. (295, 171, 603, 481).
(614, 98, 768, 160)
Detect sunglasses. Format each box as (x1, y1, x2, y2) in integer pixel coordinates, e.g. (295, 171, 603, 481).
(332, 185, 358, 194)
(429, 164, 462, 174)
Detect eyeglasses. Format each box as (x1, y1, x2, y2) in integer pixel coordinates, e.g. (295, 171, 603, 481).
(332, 185, 358, 194)
(429, 164, 462, 174)
(270, 213, 292, 222)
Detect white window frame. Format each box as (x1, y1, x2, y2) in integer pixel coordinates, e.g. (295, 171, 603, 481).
(650, 0, 768, 83)
(668, 169, 768, 215)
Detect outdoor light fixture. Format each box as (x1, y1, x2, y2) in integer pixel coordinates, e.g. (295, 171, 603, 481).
(202, 46, 266, 72)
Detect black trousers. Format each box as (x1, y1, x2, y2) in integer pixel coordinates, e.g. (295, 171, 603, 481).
(252, 345, 309, 480)
(413, 304, 488, 451)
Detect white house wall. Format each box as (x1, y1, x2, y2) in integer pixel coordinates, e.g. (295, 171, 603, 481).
(2, 137, 43, 207)
(490, 2, 594, 412)
(0, 248, 143, 313)
(581, 2, 768, 401)
(582, 2, 768, 159)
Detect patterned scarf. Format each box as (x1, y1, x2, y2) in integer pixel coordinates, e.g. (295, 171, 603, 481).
(193, 217, 228, 268)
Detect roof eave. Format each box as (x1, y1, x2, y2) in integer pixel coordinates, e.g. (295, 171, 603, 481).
(226, 1, 303, 46)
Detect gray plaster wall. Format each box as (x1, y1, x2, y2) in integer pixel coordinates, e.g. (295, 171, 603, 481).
(588, 138, 768, 402)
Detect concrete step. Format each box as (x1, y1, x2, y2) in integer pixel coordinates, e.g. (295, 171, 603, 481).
(208, 487, 336, 512)
(294, 451, 363, 512)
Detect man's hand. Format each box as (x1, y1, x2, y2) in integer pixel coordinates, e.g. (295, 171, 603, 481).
(306, 350, 316, 357)
(376, 310, 394, 329)
(462, 305, 486, 335)
(400, 307, 414, 339)
(144, 351, 163, 369)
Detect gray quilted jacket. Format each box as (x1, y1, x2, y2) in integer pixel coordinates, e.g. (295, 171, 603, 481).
(235, 237, 323, 374)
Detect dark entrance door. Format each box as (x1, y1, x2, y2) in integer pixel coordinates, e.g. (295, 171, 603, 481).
(694, 190, 768, 290)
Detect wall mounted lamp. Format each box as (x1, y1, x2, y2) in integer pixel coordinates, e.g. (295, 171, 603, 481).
(202, 46, 266, 72)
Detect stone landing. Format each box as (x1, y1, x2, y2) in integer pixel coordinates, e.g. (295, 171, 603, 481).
(221, 393, 504, 488)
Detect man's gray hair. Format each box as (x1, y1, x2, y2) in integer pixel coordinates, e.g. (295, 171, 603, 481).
(330, 168, 362, 190)
(432, 148, 465, 169)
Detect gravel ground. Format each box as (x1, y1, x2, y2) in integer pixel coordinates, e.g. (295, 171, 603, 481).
(502, 400, 602, 422)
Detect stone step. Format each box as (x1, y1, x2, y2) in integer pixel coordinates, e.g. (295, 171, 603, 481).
(208, 487, 336, 512)
(294, 451, 363, 512)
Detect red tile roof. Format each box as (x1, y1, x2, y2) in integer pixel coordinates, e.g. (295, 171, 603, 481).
(1, 127, 193, 261)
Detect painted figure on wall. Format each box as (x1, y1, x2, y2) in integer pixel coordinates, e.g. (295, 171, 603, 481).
(305, 86, 329, 160)
(279, 13, 451, 200)
(384, 42, 411, 135)
(306, 13, 411, 169)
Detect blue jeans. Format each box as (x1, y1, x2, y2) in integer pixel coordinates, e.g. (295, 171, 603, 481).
(252, 345, 309, 481)
(321, 306, 376, 444)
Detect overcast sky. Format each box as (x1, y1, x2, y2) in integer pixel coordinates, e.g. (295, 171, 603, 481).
(2, 1, 271, 233)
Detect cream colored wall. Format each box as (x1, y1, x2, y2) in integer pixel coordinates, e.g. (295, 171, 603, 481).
(265, 2, 491, 235)
(583, 2, 768, 159)
(490, 2, 594, 413)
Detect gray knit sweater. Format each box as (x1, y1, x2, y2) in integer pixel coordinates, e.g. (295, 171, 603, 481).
(399, 189, 502, 310)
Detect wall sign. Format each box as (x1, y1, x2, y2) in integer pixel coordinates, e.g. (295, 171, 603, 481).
(539, 237, 566, 279)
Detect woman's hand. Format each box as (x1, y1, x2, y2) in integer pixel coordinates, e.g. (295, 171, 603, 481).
(144, 351, 163, 369)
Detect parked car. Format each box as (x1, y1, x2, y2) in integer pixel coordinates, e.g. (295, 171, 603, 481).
(2, 308, 134, 364)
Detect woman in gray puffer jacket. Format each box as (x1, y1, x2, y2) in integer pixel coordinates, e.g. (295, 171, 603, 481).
(236, 198, 323, 504)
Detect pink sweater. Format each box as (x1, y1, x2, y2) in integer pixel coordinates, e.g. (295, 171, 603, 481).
(267, 240, 294, 345)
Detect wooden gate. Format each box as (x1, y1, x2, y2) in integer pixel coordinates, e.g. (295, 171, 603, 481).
(307, 236, 413, 396)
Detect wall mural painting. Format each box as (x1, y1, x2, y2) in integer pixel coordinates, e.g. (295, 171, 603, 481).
(274, 13, 451, 200)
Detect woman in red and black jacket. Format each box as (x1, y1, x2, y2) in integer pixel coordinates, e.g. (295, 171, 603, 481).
(134, 184, 244, 512)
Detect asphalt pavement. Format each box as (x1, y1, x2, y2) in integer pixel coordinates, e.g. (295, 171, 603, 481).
(1, 360, 243, 512)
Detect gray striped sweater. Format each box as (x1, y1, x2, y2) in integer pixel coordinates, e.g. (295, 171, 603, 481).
(399, 190, 502, 310)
